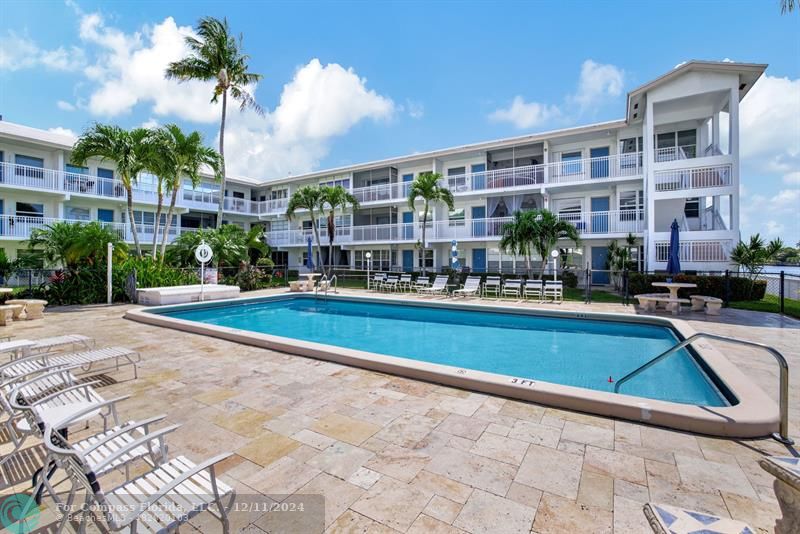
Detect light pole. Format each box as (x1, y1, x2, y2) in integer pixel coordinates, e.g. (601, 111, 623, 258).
(365, 251, 372, 290)
(551, 249, 559, 281)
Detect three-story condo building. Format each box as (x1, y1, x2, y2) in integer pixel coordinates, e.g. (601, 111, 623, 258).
(0, 60, 764, 279)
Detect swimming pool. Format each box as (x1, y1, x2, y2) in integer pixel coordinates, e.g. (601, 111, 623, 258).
(156, 295, 728, 406)
(127, 293, 779, 438)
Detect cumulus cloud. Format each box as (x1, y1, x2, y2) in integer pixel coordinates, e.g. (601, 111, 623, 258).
(47, 127, 77, 137)
(224, 59, 396, 180)
(488, 59, 622, 129)
(77, 13, 220, 121)
(488, 97, 561, 129)
(0, 31, 86, 72)
(571, 59, 625, 109)
(405, 99, 424, 119)
(57, 100, 76, 111)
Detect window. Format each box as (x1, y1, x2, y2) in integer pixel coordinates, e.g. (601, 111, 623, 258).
(619, 190, 644, 220)
(270, 220, 288, 232)
(302, 220, 314, 230)
(15, 155, 44, 179)
(447, 167, 466, 176)
(97, 209, 114, 223)
(448, 208, 465, 227)
(418, 249, 433, 269)
(270, 188, 288, 200)
(519, 194, 538, 211)
(684, 198, 700, 218)
(318, 214, 351, 229)
(355, 249, 391, 270)
(618, 137, 644, 170)
(233, 191, 245, 199)
(556, 198, 582, 217)
(65, 206, 90, 221)
(560, 151, 582, 175)
(65, 164, 88, 176)
(97, 168, 114, 180)
(656, 130, 697, 160)
(320, 177, 351, 189)
(16, 202, 44, 218)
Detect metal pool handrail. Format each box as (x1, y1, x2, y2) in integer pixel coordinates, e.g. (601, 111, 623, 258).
(613, 332, 793, 445)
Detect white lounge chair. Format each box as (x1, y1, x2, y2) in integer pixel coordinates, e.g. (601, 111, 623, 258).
(42, 420, 236, 534)
(381, 275, 400, 292)
(453, 276, 481, 297)
(502, 279, 522, 299)
(413, 276, 432, 292)
(0, 346, 141, 382)
(482, 276, 502, 298)
(419, 275, 449, 295)
(0, 334, 94, 359)
(544, 280, 564, 302)
(524, 279, 544, 301)
(398, 274, 413, 291)
(369, 273, 386, 291)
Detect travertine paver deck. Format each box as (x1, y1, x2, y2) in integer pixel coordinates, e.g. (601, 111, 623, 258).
(1, 288, 797, 533)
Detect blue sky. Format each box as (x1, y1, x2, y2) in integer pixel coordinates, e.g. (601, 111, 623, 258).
(1, 1, 798, 243)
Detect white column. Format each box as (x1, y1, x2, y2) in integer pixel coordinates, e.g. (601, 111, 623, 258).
(728, 87, 740, 238)
(712, 112, 720, 152)
(543, 140, 550, 184)
(643, 97, 656, 271)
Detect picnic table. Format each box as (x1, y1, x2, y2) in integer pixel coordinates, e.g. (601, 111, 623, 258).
(652, 282, 697, 313)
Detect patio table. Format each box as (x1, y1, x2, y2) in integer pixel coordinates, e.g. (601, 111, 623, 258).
(759, 456, 800, 534)
(651, 282, 696, 313)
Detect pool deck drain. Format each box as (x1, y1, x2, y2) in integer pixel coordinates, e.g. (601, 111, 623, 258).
(1, 287, 797, 533)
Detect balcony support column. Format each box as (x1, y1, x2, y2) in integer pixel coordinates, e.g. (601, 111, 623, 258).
(543, 140, 550, 184)
(728, 86, 740, 237)
(643, 96, 656, 271)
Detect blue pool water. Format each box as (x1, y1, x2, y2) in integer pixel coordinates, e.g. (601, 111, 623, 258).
(154, 296, 731, 407)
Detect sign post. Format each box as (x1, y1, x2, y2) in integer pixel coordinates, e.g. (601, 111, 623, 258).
(107, 242, 114, 305)
(195, 241, 213, 301)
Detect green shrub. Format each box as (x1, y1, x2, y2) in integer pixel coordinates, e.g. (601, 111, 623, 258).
(627, 273, 766, 302)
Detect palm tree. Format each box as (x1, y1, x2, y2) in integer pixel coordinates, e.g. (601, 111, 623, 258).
(781, 0, 795, 13)
(286, 186, 324, 271)
(319, 185, 359, 277)
(499, 210, 537, 274)
(166, 16, 264, 229)
(244, 226, 269, 264)
(730, 234, 783, 298)
(153, 125, 222, 262)
(71, 124, 152, 256)
(407, 172, 454, 273)
(525, 209, 581, 275)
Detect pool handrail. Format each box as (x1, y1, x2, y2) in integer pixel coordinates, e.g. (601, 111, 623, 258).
(613, 332, 793, 445)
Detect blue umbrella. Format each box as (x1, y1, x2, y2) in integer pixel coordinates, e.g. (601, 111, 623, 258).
(666, 219, 681, 275)
(451, 240, 460, 270)
(306, 237, 315, 270)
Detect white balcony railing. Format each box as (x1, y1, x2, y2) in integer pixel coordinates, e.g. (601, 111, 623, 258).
(352, 183, 412, 204)
(654, 164, 733, 192)
(258, 198, 288, 215)
(558, 209, 645, 234)
(655, 239, 732, 263)
(655, 145, 697, 162)
(0, 215, 128, 240)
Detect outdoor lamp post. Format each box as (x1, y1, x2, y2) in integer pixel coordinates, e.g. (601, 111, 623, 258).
(551, 249, 559, 281)
(365, 251, 372, 290)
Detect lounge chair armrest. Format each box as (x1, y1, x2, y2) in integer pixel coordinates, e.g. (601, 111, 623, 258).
(49, 395, 132, 429)
(116, 453, 234, 528)
(92, 424, 181, 472)
(12, 380, 102, 410)
(78, 414, 167, 455)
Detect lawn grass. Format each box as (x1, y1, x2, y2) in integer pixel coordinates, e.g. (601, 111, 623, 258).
(729, 294, 800, 320)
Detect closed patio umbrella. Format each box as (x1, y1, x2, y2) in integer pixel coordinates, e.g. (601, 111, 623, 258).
(451, 240, 460, 270)
(306, 237, 315, 271)
(666, 219, 681, 275)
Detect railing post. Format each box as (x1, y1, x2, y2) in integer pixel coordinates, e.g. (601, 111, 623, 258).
(779, 270, 785, 315)
(724, 269, 731, 306)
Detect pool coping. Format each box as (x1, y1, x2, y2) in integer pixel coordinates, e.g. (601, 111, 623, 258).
(124, 292, 780, 439)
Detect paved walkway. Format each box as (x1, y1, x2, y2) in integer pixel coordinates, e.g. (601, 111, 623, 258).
(1, 289, 797, 533)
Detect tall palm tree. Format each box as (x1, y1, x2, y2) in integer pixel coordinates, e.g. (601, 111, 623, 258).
(286, 186, 324, 271)
(499, 210, 537, 274)
(780, 0, 795, 14)
(525, 209, 581, 275)
(166, 16, 264, 229)
(153, 125, 222, 262)
(319, 185, 359, 277)
(71, 124, 152, 256)
(407, 172, 454, 273)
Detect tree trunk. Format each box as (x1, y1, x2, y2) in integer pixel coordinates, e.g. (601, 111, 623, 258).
(151, 189, 164, 258)
(159, 186, 179, 264)
(125, 184, 141, 256)
(420, 203, 429, 275)
(327, 211, 335, 278)
(310, 211, 324, 273)
(216, 90, 228, 229)
(525, 254, 532, 276)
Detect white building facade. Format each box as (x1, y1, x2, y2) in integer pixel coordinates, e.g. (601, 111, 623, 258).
(0, 61, 764, 278)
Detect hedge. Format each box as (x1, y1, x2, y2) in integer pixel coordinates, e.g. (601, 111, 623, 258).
(627, 273, 766, 302)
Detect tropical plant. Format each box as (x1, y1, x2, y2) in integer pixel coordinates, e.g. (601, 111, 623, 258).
(26, 221, 128, 270)
(407, 172, 454, 273)
(243, 226, 270, 264)
(606, 233, 638, 289)
(286, 185, 324, 271)
(151, 125, 222, 262)
(319, 185, 359, 276)
(730, 234, 783, 297)
(71, 124, 154, 255)
(0, 249, 14, 284)
(521, 209, 580, 275)
(166, 224, 263, 269)
(166, 16, 264, 229)
(499, 210, 537, 274)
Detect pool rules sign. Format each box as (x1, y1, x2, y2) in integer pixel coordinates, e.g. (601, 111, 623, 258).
(196, 242, 213, 301)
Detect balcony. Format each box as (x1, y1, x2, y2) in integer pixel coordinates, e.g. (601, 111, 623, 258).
(352, 183, 411, 204)
(654, 163, 733, 193)
(557, 209, 645, 235)
(655, 239, 732, 263)
(0, 215, 128, 240)
(655, 145, 697, 162)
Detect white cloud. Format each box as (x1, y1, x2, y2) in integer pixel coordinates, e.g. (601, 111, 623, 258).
(0, 31, 85, 72)
(47, 127, 77, 137)
(765, 220, 785, 236)
(488, 59, 622, 129)
(405, 99, 424, 119)
(223, 59, 395, 180)
(488, 96, 561, 129)
(77, 13, 220, 122)
(572, 60, 625, 109)
(57, 100, 76, 111)
(784, 171, 800, 185)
